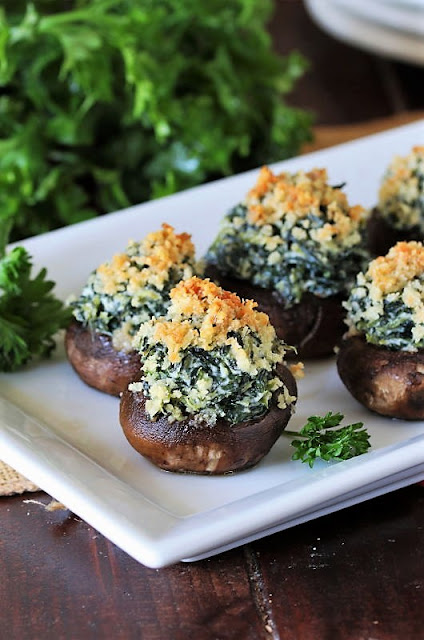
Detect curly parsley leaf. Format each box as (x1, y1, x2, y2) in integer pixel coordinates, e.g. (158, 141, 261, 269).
(0, 230, 72, 372)
(285, 412, 371, 467)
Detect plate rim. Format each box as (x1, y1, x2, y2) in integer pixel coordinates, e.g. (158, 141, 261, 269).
(2, 395, 424, 567)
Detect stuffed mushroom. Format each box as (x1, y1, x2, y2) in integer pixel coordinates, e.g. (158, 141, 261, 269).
(205, 166, 369, 358)
(119, 277, 298, 474)
(337, 241, 424, 419)
(66, 224, 199, 395)
(368, 146, 424, 256)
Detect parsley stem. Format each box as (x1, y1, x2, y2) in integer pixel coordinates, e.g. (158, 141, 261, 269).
(283, 429, 307, 438)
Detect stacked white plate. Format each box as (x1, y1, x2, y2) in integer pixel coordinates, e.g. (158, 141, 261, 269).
(305, 0, 424, 66)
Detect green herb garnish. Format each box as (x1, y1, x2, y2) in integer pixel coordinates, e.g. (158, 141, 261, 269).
(285, 412, 371, 467)
(0, 0, 312, 242)
(0, 218, 72, 372)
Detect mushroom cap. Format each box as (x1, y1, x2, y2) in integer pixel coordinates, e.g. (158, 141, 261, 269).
(65, 320, 141, 396)
(119, 363, 297, 474)
(337, 335, 424, 420)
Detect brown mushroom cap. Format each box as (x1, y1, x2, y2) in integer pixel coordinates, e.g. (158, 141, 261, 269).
(119, 363, 297, 474)
(367, 207, 423, 257)
(65, 320, 142, 396)
(204, 265, 344, 359)
(337, 335, 424, 420)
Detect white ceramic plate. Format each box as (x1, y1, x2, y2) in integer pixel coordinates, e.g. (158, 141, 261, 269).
(332, 0, 424, 38)
(1, 119, 424, 568)
(305, 0, 424, 66)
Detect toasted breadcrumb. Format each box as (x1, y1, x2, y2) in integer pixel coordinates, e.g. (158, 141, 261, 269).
(367, 241, 424, 298)
(345, 241, 424, 350)
(133, 277, 295, 423)
(245, 166, 367, 246)
(378, 146, 424, 230)
(72, 223, 199, 348)
(148, 277, 278, 363)
(97, 223, 195, 295)
(289, 361, 305, 379)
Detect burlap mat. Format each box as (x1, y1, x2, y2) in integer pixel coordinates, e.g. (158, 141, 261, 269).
(0, 459, 39, 496)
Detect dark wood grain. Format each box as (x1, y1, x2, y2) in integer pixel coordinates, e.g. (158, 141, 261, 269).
(252, 486, 424, 640)
(2, 488, 424, 639)
(0, 493, 265, 639)
(2, 1, 424, 638)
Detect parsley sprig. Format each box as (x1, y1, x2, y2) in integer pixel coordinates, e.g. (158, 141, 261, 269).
(0, 216, 72, 372)
(285, 412, 371, 467)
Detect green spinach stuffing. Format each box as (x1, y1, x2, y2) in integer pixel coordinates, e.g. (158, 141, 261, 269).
(71, 224, 199, 351)
(345, 240, 424, 351)
(378, 146, 424, 232)
(130, 276, 296, 425)
(0, 0, 312, 242)
(206, 166, 369, 307)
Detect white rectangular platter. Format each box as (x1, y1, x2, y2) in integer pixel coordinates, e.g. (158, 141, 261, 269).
(1, 119, 424, 568)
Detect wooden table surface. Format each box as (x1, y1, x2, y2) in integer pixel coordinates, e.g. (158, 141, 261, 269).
(2, 2, 424, 638)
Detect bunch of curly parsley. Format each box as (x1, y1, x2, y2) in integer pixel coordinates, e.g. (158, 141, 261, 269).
(0, 216, 71, 371)
(0, 0, 312, 241)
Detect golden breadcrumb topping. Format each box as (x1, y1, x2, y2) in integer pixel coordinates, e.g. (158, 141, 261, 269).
(367, 241, 424, 298)
(140, 276, 280, 365)
(245, 166, 367, 246)
(277, 387, 297, 410)
(96, 223, 195, 295)
(345, 241, 424, 350)
(288, 361, 305, 380)
(379, 146, 424, 203)
(378, 146, 424, 229)
(133, 277, 296, 423)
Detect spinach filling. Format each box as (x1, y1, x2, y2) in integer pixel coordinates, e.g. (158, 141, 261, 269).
(71, 240, 196, 337)
(72, 263, 191, 336)
(136, 331, 286, 425)
(346, 280, 424, 351)
(206, 204, 368, 308)
(379, 150, 424, 232)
